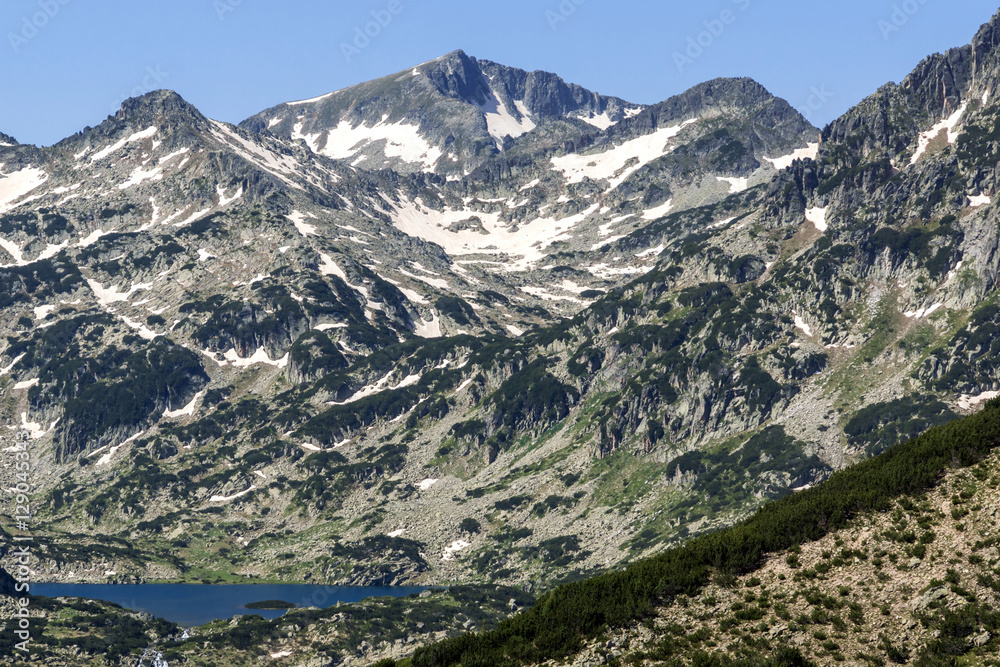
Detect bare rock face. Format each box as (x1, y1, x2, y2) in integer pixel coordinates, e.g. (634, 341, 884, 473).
(10, 8, 1000, 596)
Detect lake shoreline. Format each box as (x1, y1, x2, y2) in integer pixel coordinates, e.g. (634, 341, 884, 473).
(29, 582, 431, 627)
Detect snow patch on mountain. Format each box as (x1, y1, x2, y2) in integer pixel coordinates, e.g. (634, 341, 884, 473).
(118, 165, 163, 190)
(209, 120, 304, 190)
(399, 269, 449, 290)
(717, 176, 748, 193)
(288, 210, 319, 237)
(442, 539, 471, 561)
(210, 486, 258, 503)
(550, 120, 697, 189)
(90, 126, 158, 162)
(286, 91, 336, 106)
(86, 279, 152, 306)
(473, 85, 536, 145)
(0, 166, 47, 215)
(764, 142, 819, 171)
(805, 207, 828, 232)
(164, 390, 207, 419)
(641, 200, 674, 220)
(331, 370, 423, 405)
(904, 303, 944, 319)
(172, 207, 212, 228)
(95, 431, 146, 466)
(957, 391, 1000, 411)
(390, 197, 600, 269)
(414, 312, 443, 338)
(910, 102, 968, 165)
(304, 117, 443, 170)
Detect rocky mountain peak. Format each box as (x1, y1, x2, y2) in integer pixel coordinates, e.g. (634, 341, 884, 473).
(0, 131, 18, 147)
(116, 89, 206, 122)
(419, 49, 492, 104)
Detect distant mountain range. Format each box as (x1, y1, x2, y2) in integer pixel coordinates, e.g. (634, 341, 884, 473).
(4, 13, 1000, 657)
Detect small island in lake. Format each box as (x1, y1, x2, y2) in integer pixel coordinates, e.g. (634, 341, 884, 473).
(245, 599, 296, 610)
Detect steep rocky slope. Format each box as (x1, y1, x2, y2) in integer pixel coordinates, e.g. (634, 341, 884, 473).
(0, 50, 822, 590)
(243, 49, 644, 175)
(8, 9, 1000, 599)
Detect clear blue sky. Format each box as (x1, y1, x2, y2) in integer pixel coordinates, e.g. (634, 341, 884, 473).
(3, 0, 999, 146)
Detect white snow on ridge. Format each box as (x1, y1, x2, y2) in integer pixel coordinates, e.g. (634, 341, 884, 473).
(0, 237, 24, 264)
(118, 165, 163, 190)
(580, 111, 616, 130)
(905, 303, 944, 319)
(970, 193, 992, 208)
(95, 430, 146, 466)
(319, 253, 347, 280)
(764, 143, 819, 171)
(474, 86, 536, 144)
(1, 353, 25, 376)
(390, 198, 600, 270)
(119, 314, 160, 341)
(331, 370, 423, 405)
(78, 229, 107, 248)
(585, 263, 649, 279)
(286, 91, 336, 106)
(793, 314, 814, 337)
(288, 210, 318, 237)
(90, 126, 158, 162)
(210, 486, 258, 503)
(172, 207, 212, 228)
(717, 176, 748, 193)
(209, 120, 303, 190)
(805, 207, 828, 232)
(301, 117, 443, 170)
(442, 539, 471, 561)
(636, 245, 664, 259)
(399, 269, 449, 290)
(0, 166, 47, 215)
(418, 478, 438, 491)
(414, 312, 443, 338)
(641, 200, 673, 220)
(957, 391, 1000, 411)
(520, 286, 591, 305)
(13, 378, 39, 390)
(910, 102, 968, 166)
(220, 348, 289, 368)
(86, 279, 151, 306)
(216, 184, 243, 206)
(551, 120, 697, 189)
(163, 390, 207, 419)
(158, 147, 189, 165)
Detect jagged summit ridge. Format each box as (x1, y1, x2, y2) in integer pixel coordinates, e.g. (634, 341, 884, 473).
(241, 49, 647, 173)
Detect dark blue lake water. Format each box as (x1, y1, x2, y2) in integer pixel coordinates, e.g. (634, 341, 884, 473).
(31, 583, 428, 626)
